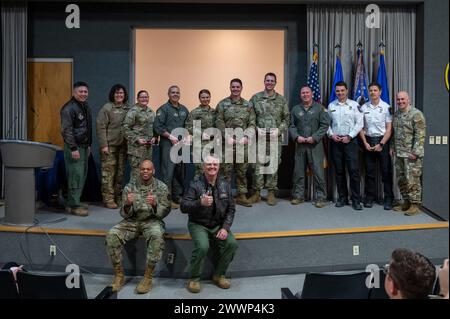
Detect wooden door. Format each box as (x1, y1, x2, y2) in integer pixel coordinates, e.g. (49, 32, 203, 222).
(27, 60, 72, 148)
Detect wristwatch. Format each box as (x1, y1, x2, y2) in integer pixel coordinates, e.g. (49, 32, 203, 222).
(379, 142, 385, 147)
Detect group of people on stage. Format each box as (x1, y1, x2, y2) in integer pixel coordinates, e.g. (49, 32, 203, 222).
(59, 73, 425, 294)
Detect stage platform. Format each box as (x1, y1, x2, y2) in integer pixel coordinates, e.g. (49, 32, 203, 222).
(0, 198, 448, 278)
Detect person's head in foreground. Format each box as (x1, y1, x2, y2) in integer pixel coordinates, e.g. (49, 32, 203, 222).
(384, 248, 436, 299)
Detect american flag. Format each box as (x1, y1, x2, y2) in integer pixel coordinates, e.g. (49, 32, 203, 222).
(307, 52, 321, 103)
(352, 47, 369, 106)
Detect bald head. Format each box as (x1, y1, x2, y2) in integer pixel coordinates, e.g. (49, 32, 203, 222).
(396, 91, 410, 112)
(140, 160, 155, 181)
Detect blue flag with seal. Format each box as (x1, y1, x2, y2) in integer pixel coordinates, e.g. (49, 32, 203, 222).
(376, 50, 390, 105)
(329, 55, 344, 104)
(307, 51, 321, 103)
(352, 46, 369, 105)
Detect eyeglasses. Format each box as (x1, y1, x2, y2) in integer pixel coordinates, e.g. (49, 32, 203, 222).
(382, 263, 390, 275)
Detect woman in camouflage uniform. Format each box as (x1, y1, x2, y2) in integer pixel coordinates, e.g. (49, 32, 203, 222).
(96, 84, 130, 209)
(185, 89, 217, 176)
(122, 90, 157, 183)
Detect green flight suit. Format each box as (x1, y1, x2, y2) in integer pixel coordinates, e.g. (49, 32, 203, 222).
(289, 102, 330, 201)
(154, 101, 189, 202)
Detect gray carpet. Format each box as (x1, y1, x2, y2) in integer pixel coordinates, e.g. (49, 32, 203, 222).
(0, 198, 440, 233)
(84, 272, 306, 299)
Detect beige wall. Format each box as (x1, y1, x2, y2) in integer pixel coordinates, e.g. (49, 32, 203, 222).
(135, 29, 285, 111)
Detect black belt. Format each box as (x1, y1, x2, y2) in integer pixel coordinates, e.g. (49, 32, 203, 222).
(365, 136, 384, 142)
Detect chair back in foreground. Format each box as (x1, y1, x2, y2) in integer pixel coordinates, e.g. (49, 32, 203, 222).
(300, 271, 370, 299)
(0, 270, 20, 299)
(17, 271, 88, 299)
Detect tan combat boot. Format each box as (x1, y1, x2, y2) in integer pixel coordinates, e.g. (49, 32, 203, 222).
(111, 264, 125, 292)
(291, 198, 304, 205)
(68, 206, 89, 217)
(135, 265, 154, 294)
(212, 274, 231, 289)
(187, 280, 201, 293)
(315, 200, 327, 208)
(404, 204, 420, 216)
(393, 200, 410, 212)
(249, 191, 261, 204)
(236, 194, 252, 207)
(266, 191, 277, 206)
(104, 200, 118, 209)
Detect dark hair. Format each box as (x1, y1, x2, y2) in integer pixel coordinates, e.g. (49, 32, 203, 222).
(368, 82, 382, 90)
(335, 81, 348, 90)
(73, 81, 89, 89)
(230, 78, 242, 86)
(137, 90, 149, 98)
(108, 84, 128, 103)
(389, 248, 436, 299)
(299, 84, 312, 92)
(168, 85, 180, 94)
(264, 72, 277, 82)
(198, 89, 211, 98)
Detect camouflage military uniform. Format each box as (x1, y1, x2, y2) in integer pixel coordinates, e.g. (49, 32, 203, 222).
(105, 177, 171, 267)
(96, 102, 130, 204)
(289, 102, 330, 201)
(122, 104, 156, 181)
(392, 106, 426, 205)
(250, 91, 290, 192)
(215, 97, 256, 195)
(185, 105, 217, 176)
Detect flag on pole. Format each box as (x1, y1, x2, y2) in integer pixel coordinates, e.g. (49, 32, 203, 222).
(307, 51, 322, 103)
(376, 50, 390, 105)
(329, 55, 344, 104)
(352, 46, 369, 105)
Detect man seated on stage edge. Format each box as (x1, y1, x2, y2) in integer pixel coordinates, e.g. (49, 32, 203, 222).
(181, 154, 238, 293)
(105, 159, 171, 294)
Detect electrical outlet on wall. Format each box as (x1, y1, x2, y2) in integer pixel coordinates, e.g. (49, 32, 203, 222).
(436, 136, 442, 145)
(166, 253, 175, 264)
(353, 245, 360, 256)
